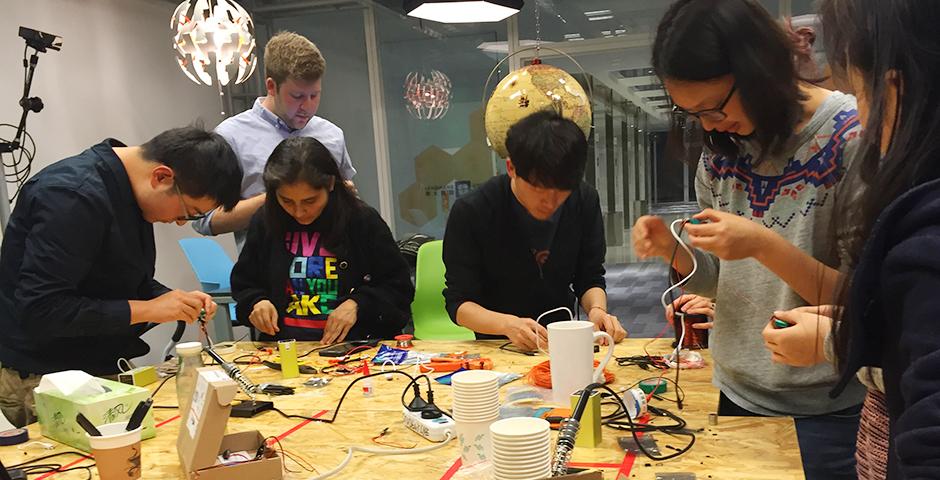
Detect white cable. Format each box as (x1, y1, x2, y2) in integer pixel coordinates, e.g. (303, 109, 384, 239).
(660, 219, 699, 311)
(535, 306, 574, 354)
(673, 312, 688, 362)
(307, 431, 454, 480)
(116, 357, 133, 373)
(660, 218, 698, 363)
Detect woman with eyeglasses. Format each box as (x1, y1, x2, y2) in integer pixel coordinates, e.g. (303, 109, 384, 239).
(631, 0, 865, 478)
(230, 136, 413, 344)
(763, 1, 940, 478)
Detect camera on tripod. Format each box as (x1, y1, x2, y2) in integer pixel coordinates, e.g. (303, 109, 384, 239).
(18, 27, 62, 53)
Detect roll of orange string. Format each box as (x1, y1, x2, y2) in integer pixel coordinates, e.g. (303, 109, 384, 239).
(525, 360, 615, 389)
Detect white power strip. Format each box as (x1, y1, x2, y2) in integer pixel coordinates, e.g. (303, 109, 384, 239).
(402, 408, 455, 442)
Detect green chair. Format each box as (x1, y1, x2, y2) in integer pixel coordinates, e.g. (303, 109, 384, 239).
(411, 240, 476, 340)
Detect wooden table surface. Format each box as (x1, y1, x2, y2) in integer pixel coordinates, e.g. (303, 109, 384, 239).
(0, 339, 804, 479)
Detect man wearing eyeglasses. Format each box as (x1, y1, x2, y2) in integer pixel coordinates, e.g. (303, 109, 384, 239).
(0, 126, 242, 427)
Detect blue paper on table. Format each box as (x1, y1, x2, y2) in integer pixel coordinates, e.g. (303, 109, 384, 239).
(434, 368, 468, 385)
(372, 345, 409, 365)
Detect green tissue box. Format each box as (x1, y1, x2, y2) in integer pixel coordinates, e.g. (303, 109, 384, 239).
(34, 377, 155, 452)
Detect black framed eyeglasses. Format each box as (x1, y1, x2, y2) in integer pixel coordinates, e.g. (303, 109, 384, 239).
(174, 184, 208, 222)
(673, 83, 737, 123)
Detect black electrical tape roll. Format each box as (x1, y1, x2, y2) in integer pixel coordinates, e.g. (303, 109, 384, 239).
(0, 427, 28, 446)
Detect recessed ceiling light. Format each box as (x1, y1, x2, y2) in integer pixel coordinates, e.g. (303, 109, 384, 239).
(404, 0, 523, 23)
(583, 9, 612, 16)
(587, 15, 614, 21)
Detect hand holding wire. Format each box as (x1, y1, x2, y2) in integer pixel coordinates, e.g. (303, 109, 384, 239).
(762, 305, 833, 367)
(665, 294, 714, 329)
(504, 316, 548, 352)
(631, 215, 676, 260)
(684, 208, 770, 260)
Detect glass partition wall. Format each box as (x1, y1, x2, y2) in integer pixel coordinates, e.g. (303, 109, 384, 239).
(227, 0, 804, 260)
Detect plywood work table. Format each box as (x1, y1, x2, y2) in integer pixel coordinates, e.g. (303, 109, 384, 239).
(0, 339, 804, 479)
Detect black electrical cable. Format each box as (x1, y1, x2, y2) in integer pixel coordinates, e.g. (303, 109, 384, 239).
(6, 451, 91, 468)
(271, 370, 433, 424)
(595, 383, 695, 461)
(150, 373, 176, 398)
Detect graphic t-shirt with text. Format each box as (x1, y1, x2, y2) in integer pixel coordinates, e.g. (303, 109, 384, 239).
(283, 229, 343, 339)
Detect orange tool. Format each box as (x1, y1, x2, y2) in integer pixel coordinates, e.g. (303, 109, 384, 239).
(419, 354, 494, 373)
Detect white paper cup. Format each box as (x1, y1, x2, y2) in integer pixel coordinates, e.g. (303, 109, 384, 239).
(452, 370, 499, 386)
(453, 409, 499, 421)
(494, 466, 551, 478)
(491, 450, 551, 465)
(453, 399, 499, 410)
(454, 410, 499, 420)
(87, 422, 143, 480)
(455, 418, 495, 467)
(494, 468, 551, 480)
(453, 394, 499, 404)
(490, 417, 550, 437)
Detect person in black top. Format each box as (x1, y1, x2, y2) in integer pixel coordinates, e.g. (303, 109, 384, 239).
(443, 110, 627, 351)
(0, 126, 242, 427)
(231, 137, 412, 343)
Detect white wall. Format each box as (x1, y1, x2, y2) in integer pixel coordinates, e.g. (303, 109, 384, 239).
(0, 0, 242, 366)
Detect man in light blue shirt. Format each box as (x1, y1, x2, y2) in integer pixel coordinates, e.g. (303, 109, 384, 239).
(193, 31, 355, 251)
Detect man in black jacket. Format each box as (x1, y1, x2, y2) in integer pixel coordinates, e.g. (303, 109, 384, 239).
(0, 127, 242, 427)
(443, 110, 627, 351)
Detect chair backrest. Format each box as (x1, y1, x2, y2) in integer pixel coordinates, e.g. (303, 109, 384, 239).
(411, 240, 476, 341)
(178, 238, 234, 294)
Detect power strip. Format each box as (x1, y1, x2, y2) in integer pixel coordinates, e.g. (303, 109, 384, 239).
(402, 408, 455, 442)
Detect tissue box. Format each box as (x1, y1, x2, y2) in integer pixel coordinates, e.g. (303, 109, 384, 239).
(34, 377, 155, 452)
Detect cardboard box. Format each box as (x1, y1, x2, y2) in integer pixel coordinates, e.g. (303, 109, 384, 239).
(34, 377, 155, 452)
(178, 367, 282, 480)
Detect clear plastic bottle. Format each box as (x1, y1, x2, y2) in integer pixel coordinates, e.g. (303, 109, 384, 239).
(175, 341, 204, 424)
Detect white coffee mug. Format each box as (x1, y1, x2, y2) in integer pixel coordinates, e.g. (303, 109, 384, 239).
(548, 320, 614, 404)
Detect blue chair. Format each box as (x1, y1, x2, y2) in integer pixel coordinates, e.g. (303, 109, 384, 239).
(178, 238, 238, 341)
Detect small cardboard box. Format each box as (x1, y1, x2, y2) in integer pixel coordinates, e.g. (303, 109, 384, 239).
(34, 377, 155, 452)
(178, 367, 282, 480)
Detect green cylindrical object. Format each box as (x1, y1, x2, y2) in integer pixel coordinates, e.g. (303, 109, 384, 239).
(638, 378, 667, 394)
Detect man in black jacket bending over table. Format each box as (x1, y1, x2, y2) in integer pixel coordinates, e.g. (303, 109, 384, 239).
(0, 126, 243, 427)
(443, 110, 627, 351)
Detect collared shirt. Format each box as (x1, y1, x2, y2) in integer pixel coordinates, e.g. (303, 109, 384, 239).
(0, 139, 167, 375)
(192, 98, 355, 251)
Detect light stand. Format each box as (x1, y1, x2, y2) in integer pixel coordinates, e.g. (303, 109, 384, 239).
(0, 27, 61, 232)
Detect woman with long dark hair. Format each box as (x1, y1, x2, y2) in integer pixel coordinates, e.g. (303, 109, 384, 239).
(765, 1, 940, 478)
(632, 0, 865, 478)
(231, 137, 413, 343)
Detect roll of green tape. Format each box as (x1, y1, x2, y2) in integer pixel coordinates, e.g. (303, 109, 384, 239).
(638, 378, 667, 394)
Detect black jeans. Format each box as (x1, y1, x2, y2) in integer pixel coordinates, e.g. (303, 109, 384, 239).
(719, 392, 860, 480)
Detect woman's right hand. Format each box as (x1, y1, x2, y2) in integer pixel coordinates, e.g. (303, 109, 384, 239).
(632, 215, 675, 260)
(665, 294, 715, 329)
(504, 316, 548, 352)
(249, 300, 279, 336)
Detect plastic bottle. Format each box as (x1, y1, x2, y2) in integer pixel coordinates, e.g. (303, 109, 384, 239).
(175, 341, 205, 424)
(361, 360, 374, 397)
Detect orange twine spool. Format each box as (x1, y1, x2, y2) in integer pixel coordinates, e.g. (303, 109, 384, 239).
(525, 359, 615, 389)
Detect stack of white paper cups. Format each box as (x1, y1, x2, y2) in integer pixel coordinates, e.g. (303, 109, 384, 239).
(489, 417, 552, 480)
(451, 370, 500, 466)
